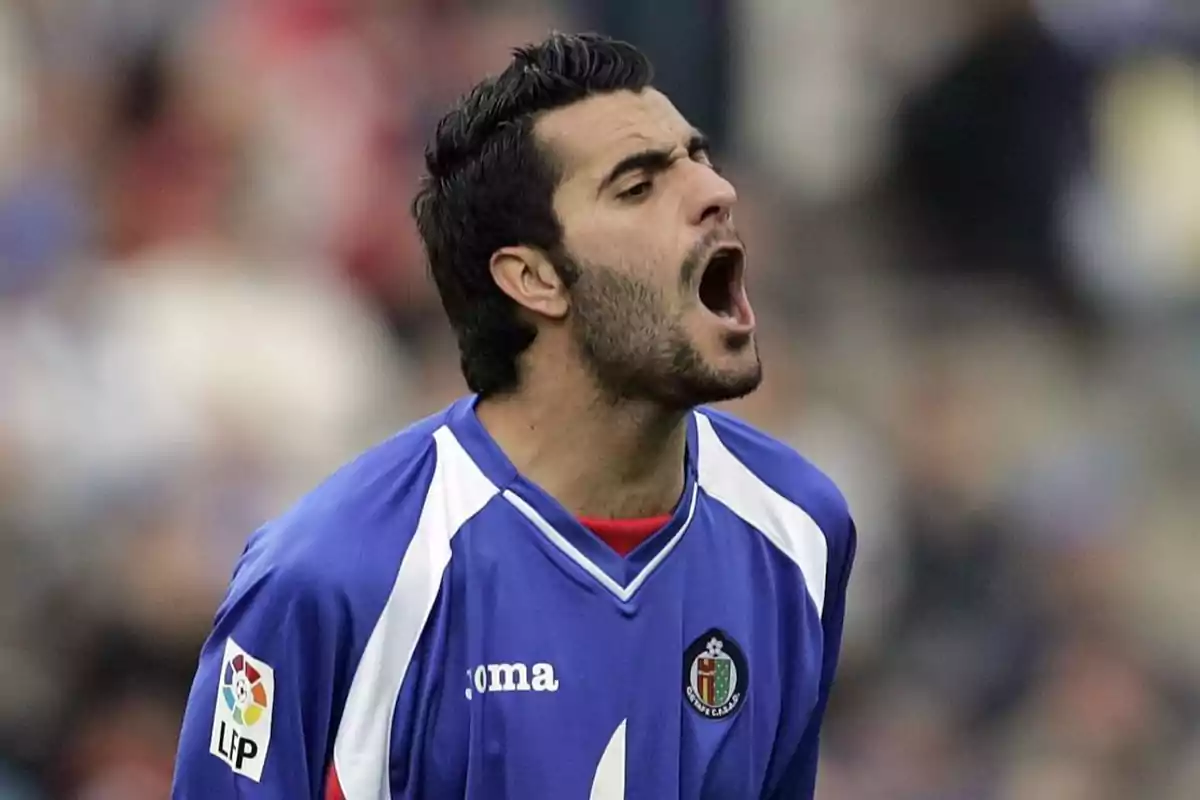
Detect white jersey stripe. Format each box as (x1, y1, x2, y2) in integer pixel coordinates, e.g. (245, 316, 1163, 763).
(331, 426, 498, 800)
(694, 413, 829, 616)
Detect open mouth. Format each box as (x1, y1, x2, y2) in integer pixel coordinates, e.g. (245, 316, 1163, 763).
(697, 245, 755, 331)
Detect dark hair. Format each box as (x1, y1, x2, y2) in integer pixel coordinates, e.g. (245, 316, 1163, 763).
(412, 32, 653, 397)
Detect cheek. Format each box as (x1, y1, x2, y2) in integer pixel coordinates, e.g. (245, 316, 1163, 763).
(566, 215, 679, 272)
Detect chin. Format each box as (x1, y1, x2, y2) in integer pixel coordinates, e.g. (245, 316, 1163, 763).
(712, 335, 761, 373)
(668, 356, 763, 409)
(713, 365, 764, 402)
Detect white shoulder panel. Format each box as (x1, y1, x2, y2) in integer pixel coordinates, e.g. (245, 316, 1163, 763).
(694, 413, 829, 616)
(331, 425, 498, 799)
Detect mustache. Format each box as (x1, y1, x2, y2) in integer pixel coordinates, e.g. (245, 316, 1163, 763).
(680, 227, 744, 287)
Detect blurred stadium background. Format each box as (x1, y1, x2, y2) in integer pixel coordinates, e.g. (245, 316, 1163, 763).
(1, 0, 1199, 797)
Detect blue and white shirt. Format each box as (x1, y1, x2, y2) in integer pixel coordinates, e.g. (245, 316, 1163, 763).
(172, 395, 856, 799)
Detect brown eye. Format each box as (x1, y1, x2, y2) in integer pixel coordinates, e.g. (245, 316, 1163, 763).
(620, 181, 652, 200)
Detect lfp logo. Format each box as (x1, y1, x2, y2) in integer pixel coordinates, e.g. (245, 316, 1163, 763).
(223, 652, 269, 726)
(209, 638, 275, 782)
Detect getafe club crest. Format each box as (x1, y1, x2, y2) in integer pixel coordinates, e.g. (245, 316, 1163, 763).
(683, 628, 748, 720)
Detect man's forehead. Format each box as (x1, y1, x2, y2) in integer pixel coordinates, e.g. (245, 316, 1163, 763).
(536, 89, 694, 176)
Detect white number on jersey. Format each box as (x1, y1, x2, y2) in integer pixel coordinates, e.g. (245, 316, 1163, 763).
(589, 719, 627, 800)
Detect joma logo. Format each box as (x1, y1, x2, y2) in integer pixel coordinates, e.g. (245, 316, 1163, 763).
(466, 662, 559, 697)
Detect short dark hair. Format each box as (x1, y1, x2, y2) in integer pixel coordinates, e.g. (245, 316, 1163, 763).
(412, 32, 653, 397)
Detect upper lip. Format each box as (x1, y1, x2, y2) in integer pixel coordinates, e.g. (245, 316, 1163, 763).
(697, 242, 745, 282)
(708, 241, 745, 263)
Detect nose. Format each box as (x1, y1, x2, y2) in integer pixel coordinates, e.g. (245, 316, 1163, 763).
(688, 164, 738, 227)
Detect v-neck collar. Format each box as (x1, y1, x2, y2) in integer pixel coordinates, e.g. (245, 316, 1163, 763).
(445, 395, 700, 602)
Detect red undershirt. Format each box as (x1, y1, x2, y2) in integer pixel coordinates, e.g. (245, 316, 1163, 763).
(578, 515, 671, 558)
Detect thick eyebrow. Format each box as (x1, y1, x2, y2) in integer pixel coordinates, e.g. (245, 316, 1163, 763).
(597, 131, 711, 196)
(687, 132, 711, 159)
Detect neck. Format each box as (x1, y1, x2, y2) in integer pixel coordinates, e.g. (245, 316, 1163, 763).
(476, 383, 689, 520)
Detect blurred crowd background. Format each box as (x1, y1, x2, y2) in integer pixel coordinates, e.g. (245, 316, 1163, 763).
(1, 0, 1199, 797)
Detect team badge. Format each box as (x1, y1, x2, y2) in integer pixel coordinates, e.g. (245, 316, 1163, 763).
(683, 628, 748, 720)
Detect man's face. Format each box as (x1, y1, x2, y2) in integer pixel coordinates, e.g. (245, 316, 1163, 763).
(536, 89, 761, 409)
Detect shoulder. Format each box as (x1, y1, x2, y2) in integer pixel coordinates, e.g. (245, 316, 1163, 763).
(695, 407, 851, 539)
(694, 407, 856, 608)
(226, 405, 456, 612)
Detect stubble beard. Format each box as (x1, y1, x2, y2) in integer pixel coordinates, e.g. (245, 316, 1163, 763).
(560, 252, 763, 411)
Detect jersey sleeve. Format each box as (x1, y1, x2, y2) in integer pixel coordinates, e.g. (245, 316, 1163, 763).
(172, 538, 350, 799)
(766, 516, 856, 799)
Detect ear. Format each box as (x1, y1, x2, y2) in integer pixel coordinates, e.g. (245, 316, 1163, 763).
(490, 246, 570, 320)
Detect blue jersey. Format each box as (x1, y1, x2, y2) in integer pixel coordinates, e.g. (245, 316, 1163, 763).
(172, 396, 856, 799)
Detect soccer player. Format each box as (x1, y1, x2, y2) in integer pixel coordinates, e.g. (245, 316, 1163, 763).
(172, 32, 856, 799)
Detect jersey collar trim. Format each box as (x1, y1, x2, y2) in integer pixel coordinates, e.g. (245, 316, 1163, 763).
(445, 394, 701, 600)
